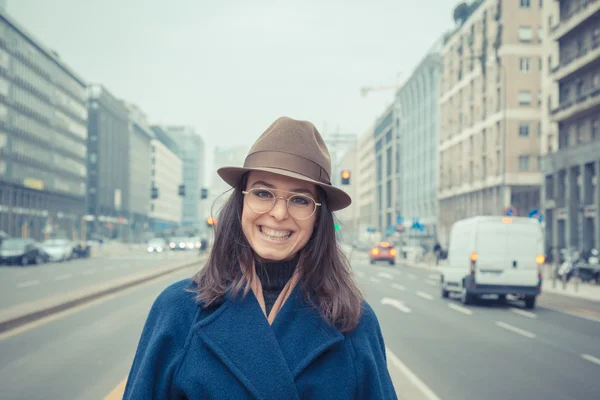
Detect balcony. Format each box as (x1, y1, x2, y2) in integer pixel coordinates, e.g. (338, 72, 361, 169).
(550, 1, 600, 41)
(552, 40, 600, 81)
(544, 140, 600, 173)
(551, 85, 600, 122)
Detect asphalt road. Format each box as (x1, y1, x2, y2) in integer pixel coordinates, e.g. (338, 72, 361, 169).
(0, 252, 599, 399)
(0, 250, 202, 309)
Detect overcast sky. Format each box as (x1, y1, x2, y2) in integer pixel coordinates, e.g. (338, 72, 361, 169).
(9, 0, 454, 183)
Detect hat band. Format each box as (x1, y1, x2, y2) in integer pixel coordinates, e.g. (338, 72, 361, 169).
(244, 151, 331, 184)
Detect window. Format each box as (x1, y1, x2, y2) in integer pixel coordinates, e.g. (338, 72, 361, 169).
(538, 27, 543, 41)
(593, 118, 600, 140)
(519, 155, 530, 171)
(519, 26, 533, 42)
(519, 58, 531, 73)
(539, 0, 543, 7)
(518, 90, 532, 105)
(520, 0, 531, 8)
(519, 123, 531, 137)
(538, 57, 542, 71)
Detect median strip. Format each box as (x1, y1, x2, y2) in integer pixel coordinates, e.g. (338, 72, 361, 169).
(0, 256, 205, 336)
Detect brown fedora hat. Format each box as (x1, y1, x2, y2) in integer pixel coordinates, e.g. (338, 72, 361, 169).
(217, 116, 351, 211)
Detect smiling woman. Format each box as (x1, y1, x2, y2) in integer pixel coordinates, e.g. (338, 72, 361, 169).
(123, 117, 398, 399)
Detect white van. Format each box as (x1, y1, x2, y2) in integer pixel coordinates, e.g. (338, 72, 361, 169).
(440, 216, 544, 309)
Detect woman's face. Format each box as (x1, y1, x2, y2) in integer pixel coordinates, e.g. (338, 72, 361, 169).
(242, 171, 318, 261)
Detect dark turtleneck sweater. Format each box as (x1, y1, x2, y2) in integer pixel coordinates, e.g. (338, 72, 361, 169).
(255, 255, 299, 315)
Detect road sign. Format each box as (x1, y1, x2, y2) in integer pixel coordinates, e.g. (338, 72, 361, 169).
(396, 215, 403, 224)
(503, 205, 517, 217)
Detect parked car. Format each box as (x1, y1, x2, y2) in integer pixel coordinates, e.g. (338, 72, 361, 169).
(370, 242, 397, 265)
(41, 239, 74, 262)
(0, 238, 50, 266)
(72, 241, 91, 258)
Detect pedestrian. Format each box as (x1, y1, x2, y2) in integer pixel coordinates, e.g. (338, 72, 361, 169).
(123, 117, 397, 399)
(434, 241, 442, 266)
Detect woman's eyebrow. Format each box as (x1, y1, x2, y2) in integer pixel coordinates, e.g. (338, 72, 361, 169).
(250, 181, 315, 196)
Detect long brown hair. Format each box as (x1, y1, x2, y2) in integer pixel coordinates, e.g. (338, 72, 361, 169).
(191, 173, 364, 332)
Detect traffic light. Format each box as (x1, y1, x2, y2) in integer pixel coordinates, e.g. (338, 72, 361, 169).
(207, 217, 216, 227)
(151, 187, 159, 199)
(200, 188, 208, 199)
(341, 170, 350, 185)
(178, 184, 185, 196)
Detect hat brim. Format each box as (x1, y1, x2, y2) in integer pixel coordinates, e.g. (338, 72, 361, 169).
(217, 166, 352, 212)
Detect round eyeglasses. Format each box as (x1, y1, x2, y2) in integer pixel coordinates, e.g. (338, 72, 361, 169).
(242, 187, 321, 220)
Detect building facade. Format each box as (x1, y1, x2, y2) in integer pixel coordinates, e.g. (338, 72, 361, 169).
(150, 138, 182, 231)
(86, 85, 129, 240)
(210, 145, 249, 219)
(357, 127, 378, 242)
(396, 39, 442, 249)
(335, 144, 359, 238)
(0, 11, 87, 240)
(542, 0, 600, 254)
(127, 104, 153, 241)
(373, 103, 400, 237)
(438, 0, 544, 246)
(161, 126, 206, 230)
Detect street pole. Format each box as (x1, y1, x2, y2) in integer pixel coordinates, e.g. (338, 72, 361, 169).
(501, 62, 508, 210)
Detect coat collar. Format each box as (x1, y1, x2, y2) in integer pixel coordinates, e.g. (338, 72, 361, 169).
(194, 284, 343, 400)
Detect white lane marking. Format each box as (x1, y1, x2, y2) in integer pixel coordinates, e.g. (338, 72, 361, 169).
(369, 277, 382, 284)
(82, 269, 96, 276)
(448, 303, 473, 315)
(355, 271, 365, 278)
(54, 274, 72, 281)
(428, 273, 439, 280)
(416, 291, 434, 300)
(581, 354, 600, 366)
(377, 272, 395, 280)
(495, 321, 536, 339)
(392, 283, 406, 291)
(424, 279, 437, 286)
(388, 269, 402, 276)
(17, 280, 40, 288)
(510, 308, 537, 319)
(104, 266, 115, 271)
(386, 348, 442, 400)
(381, 297, 412, 313)
(407, 273, 417, 280)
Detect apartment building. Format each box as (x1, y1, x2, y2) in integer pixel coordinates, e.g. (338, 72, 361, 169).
(438, 0, 544, 245)
(541, 0, 600, 253)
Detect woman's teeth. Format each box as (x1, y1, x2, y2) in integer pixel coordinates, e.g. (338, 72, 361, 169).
(260, 226, 292, 240)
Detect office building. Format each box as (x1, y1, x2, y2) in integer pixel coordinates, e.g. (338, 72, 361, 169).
(0, 10, 87, 240)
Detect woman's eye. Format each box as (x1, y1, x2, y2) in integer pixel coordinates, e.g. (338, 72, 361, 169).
(254, 190, 273, 199)
(291, 196, 310, 206)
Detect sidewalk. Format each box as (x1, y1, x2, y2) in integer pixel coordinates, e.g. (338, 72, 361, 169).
(540, 264, 600, 301)
(89, 242, 145, 258)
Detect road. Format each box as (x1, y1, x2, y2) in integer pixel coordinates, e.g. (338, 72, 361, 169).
(0, 250, 202, 309)
(0, 251, 599, 399)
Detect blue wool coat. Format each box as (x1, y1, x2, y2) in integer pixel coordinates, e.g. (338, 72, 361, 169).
(123, 279, 397, 399)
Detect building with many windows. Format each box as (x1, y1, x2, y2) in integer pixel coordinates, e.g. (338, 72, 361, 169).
(0, 10, 87, 240)
(541, 0, 600, 254)
(396, 39, 442, 249)
(438, 0, 544, 246)
(159, 125, 206, 230)
(86, 85, 129, 240)
(150, 138, 182, 231)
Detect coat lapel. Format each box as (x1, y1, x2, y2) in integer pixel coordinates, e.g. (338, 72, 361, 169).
(195, 288, 299, 400)
(271, 285, 344, 379)
(195, 285, 344, 399)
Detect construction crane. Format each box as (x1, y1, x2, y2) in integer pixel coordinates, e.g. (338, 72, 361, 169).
(360, 72, 404, 97)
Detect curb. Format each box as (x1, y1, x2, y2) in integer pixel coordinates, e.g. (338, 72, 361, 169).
(0, 256, 206, 335)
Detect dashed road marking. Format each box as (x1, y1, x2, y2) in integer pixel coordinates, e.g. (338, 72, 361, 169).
(510, 308, 537, 319)
(416, 291, 433, 301)
(82, 269, 96, 276)
(104, 266, 115, 271)
(424, 279, 437, 286)
(407, 273, 417, 280)
(581, 354, 600, 366)
(386, 348, 442, 400)
(369, 277, 382, 284)
(377, 272, 395, 280)
(448, 303, 473, 315)
(16, 280, 40, 288)
(54, 274, 72, 281)
(495, 321, 536, 339)
(381, 297, 412, 313)
(392, 283, 406, 291)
